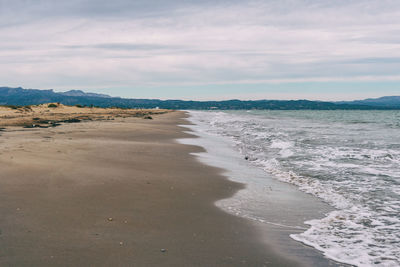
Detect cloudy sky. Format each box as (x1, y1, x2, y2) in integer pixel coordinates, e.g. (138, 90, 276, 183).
(1, 0, 400, 100)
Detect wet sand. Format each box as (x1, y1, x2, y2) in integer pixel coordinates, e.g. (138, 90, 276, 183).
(0, 111, 303, 266)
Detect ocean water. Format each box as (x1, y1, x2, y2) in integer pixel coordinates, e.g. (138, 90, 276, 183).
(186, 110, 400, 267)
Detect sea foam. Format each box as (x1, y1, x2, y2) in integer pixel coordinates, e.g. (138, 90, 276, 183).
(187, 110, 400, 267)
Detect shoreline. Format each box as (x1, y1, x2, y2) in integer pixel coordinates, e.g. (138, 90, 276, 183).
(0, 110, 303, 266)
(180, 111, 347, 267)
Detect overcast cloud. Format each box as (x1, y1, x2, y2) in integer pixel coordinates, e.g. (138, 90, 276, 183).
(0, 0, 399, 100)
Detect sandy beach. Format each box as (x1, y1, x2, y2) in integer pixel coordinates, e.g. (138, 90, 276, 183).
(0, 103, 168, 128)
(0, 109, 307, 266)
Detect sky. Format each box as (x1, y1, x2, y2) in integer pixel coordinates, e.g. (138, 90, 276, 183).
(1, 0, 400, 100)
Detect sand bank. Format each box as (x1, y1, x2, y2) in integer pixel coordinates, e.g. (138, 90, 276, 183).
(0, 111, 306, 266)
(0, 103, 167, 128)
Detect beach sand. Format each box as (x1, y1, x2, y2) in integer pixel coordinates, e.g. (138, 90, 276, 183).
(0, 110, 306, 266)
(0, 103, 168, 128)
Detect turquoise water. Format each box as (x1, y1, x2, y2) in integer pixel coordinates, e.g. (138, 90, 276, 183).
(188, 110, 400, 267)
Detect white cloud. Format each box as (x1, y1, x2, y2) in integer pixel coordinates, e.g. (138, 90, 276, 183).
(0, 0, 400, 96)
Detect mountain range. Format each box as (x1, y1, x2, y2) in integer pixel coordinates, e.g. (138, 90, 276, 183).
(337, 96, 400, 108)
(1, 86, 399, 110)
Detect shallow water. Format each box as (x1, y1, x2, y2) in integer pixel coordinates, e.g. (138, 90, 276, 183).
(186, 110, 400, 267)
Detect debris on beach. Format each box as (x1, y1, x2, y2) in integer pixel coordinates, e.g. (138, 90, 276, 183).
(61, 118, 81, 123)
(0, 104, 169, 128)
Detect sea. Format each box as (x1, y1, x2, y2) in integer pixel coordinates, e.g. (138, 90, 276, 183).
(183, 110, 400, 267)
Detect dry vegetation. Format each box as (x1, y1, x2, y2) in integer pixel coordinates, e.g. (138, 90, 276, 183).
(0, 103, 170, 128)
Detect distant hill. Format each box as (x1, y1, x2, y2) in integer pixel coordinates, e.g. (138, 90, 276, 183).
(60, 90, 111, 98)
(0, 86, 398, 110)
(337, 96, 400, 108)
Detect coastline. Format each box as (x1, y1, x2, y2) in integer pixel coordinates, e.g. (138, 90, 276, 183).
(0, 110, 301, 266)
(180, 111, 347, 267)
